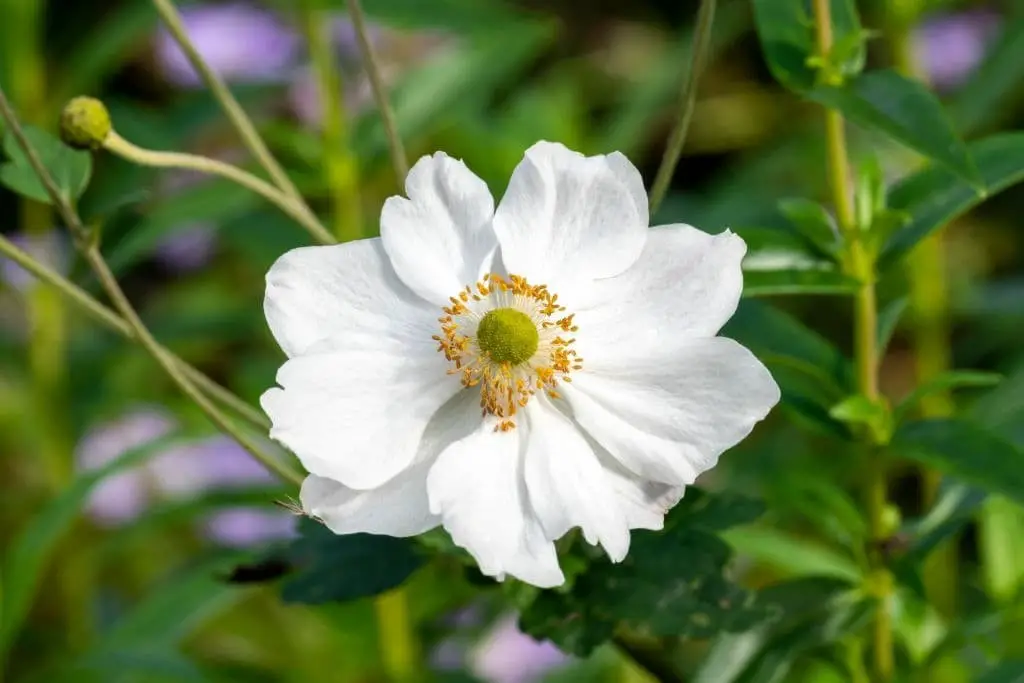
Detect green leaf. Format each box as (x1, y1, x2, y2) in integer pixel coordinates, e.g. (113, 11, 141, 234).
(518, 490, 772, 656)
(808, 70, 980, 186)
(876, 296, 908, 353)
(0, 436, 181, 659)
(830, 394, 893, 444)
(897, 481, 985, 567)
(722, 526, 862, 583)
(0, 126, 92, 203)
(751, 0, 864, 91)
(894, 371, 1003, 423)
(853, 153, 885, 232)
(880, 132, 1024, 271)
(743, 270, 860, 297)
(278, 518, 424, 604)
(892, 419, 1024, 504)
(949, 18, 1024, 134)
(977, 661, 1024, 683)
(737, 225, 857, 296)
(776, 198, 840, 256)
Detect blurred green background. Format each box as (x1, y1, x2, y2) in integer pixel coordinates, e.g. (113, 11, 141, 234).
(2, 0, 1024, 681)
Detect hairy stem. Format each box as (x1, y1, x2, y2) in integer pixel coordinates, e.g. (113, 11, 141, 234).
(347, 0, 408, 183)
(0, 86, 301, 488)
(149, 0, 306, 203)
(648, 0, 717, 215)
(103, 131, 334, 245)
(812, 0, 893, 678)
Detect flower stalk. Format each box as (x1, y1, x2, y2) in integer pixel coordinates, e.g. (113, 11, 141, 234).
(812, 0, 894, 678)
(648, 0, 717, 215)
(0, 85, 303, 488)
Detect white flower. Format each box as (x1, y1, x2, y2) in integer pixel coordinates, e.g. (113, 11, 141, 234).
(261, 141, 780, 588)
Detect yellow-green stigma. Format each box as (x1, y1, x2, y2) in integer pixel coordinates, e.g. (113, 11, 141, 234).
(476, 308, 539, 365)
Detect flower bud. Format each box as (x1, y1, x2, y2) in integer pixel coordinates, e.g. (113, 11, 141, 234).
(60, 97, 111, 150)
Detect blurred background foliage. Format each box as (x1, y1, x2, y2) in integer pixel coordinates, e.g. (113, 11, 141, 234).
(1, 0, 1024, 682)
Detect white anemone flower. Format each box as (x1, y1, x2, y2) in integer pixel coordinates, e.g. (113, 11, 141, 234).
(261, 141, 780, 588)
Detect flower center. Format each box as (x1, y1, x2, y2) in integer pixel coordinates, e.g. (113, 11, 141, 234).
(433, 274, 583, 432)
(476, 308, 539, 365)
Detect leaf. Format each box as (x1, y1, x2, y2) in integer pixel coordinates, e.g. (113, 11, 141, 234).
(891, 419, 1024, 504)
(830, 394, 893, 444)
(977, 661, 1024, 683)
(0, 126, 92, 203)
(518, 490, 772, 656)
(808, 70, 980, 186)
(876, 296, 908, 353)
(751, 0, 864, 91)
(743, 270, 860, 297)
(776, 199, 840, 257)
(0, 436, 180, 659)
(722, 526, 861, 583)
(880, 132, 1024, 271)
(894, 371, 1003, 423)
(277, 517, 424, 604)
(898, 481, 986, 566)
(949, 18, 1024, 134)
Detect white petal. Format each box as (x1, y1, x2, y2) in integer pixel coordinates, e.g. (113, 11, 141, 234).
(572, 225, 746, 364)
(597, 449, 685, 531)
(523, 400, 630, 561)
(299, 389, 481, 536)
(605, 151, 648, 224)
(261, 346, 460, 490)
(427, 422, 564, 588)
(565, 337, 779, 485)
(492, 141, 646, 286)
(380, 152, 497, 306)
(264, 238, 438, 358)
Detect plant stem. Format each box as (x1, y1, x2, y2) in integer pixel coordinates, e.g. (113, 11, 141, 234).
(889, 2, 960, 620)
(299, 0, 363, 242)
(0, 87, 302, 488)
(0, 232, 271, 432)
(812, 0, 893, 679)
(347, 0, 408, 183)
(648, 0, 717, 215)
(149, 0, 305, 203)
(102, 131, 334, 245)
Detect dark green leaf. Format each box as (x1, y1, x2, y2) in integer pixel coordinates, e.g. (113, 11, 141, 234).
(0, 436, 180, 659)
(949, 18, 1024, 134)
(751, 0, 864, 91)
(892, 419, 1024, 504)
(895, 371, 1003, 422)
(1, 126, 92, 203)
(776, 199, 840, 256)
(743, 270, 860, 297)
(897, 481, 986, 566)
(876, 296, 908, 353)
(809, 70, 980, 186)
(880, 133, 1024, 270)
(518, 490, 772, 656)
(279, 518, 424, 604)
(977, 661, 1024, 683)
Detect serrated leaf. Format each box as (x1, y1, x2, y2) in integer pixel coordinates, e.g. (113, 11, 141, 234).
(0, 126, 92, 203)
(891, 419, 1024, 504)
(895, 371, 1003, 423)
(278, 517, 423, 604)
(518, 490, 772, 656)
(880, 133, 1024, 271)
(808, 70, 980, 186)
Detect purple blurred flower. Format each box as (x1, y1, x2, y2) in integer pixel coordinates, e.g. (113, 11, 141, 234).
(0, 231, 69, 292)
(470, 615, 569, 683)
(155, 2, 301, 87)
(913, 11, 1000, 90)
(154, 223, 217, 272)
(76, 411, 294, 544)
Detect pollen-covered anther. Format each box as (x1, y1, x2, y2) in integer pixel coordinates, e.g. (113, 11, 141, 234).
(435, 273, 582, 431)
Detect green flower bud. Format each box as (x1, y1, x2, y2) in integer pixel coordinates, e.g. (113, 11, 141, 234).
(60, 97, 111, 151)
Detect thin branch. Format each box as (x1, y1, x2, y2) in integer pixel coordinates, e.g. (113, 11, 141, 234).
(648, 0, 717, 215)
(347, 0, 409, 183)
(0, 86, 301, 487)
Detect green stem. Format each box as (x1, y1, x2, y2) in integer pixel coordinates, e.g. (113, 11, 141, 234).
(648, 0, 717, 215)
(347, 0, 408, 183)
(812, 0, 893, 679)
(102, 130, 334, 245)
(0, 233, 272, 432)
(299, 0, 363, 242)
(0, 88, 302, 488)
(149, 0, 306, 203)
(373, 589, 420, 682)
